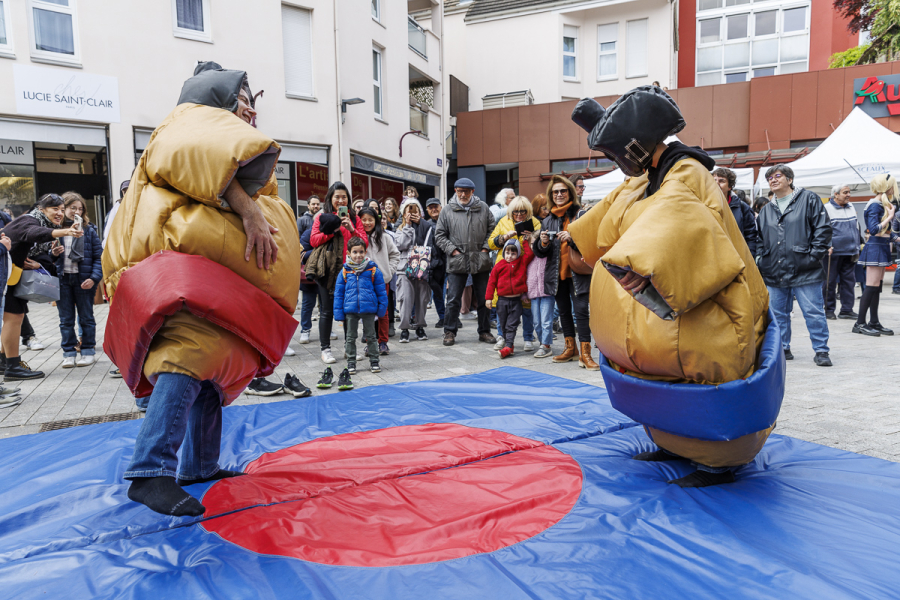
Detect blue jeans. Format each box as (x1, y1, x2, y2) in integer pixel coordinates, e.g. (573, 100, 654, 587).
(768, 283, 830, 353)
(497, 300, 534, 341)
(57, 274, 97, 357)
(124, 373, 223, 481)
(299, 283, 317, 333)
(531, 296, 555, 347)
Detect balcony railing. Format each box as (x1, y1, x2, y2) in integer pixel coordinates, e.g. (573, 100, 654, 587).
(410, 106, 429, 137)
(408, 17, 427, 59)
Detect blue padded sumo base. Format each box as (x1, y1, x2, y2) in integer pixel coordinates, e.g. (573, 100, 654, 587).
(1, 367, 899, 600)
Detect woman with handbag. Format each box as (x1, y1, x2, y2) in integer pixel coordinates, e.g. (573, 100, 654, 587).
(53, 192, 103, 368)
(309, 182, 368, 364)
(533, 175, 599, 370)
(1, 193, 82, 380)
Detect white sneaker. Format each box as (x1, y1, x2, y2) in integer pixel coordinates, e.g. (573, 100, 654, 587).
(493, 338, 505, 351)
(62, 356, 76, 368)
(524, 341, 535, 352)
(284, 346, 296, 357)
(321, 348, 336, 364)
(330, 331, 338, 340)
(25, 337, 45, 351)
(299, 330, 311, 344)
(76, 355, 95, 367)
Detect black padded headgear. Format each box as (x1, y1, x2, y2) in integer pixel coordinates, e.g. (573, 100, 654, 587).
(177, 61, 254, 111)
(571, 86, 685, 177)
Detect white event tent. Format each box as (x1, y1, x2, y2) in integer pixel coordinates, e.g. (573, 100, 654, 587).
(583, 165, 754, 201)
(754, 107, 900, 197)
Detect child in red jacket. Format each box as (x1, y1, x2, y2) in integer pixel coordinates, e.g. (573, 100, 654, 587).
(486, 235, 534, 358)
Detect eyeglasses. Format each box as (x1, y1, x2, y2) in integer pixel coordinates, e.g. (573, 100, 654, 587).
(455, 189, 472, 194)
(552, 190, 569, 196)
(767, 173, 785, 182)
(575, 185, 585, 190)
(512, 209, 528, 215)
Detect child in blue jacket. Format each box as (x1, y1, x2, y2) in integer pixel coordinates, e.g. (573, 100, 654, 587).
(334, 237, 388, 388)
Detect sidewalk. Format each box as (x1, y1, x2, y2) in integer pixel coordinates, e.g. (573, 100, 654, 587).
(2, 285, 899, 463)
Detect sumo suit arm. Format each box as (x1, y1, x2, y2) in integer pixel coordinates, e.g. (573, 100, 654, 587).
(223, 178, 279, 270)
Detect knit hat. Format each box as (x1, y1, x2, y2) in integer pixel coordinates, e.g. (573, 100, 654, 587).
(319, 212, 341, 235)
(503, 238, 522, 259)
(454, 177, 475, 189)
(399, 197, 421, 216)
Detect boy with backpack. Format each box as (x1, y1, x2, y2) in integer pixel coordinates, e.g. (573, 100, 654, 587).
(485, 235, 534, 358)
(332, 237, 388, 390)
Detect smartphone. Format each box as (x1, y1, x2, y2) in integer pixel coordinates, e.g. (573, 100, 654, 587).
(73, 214, 83, 231)
(337, 206, 349, 218)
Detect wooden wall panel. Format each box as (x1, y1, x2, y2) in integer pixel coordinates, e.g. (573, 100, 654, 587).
(711, 82, 750, 148)
(519, 160, 550, 199)
(815, 67, 846, 139)
(749, 74, 793, 146)
(456, 111, 482, 166)
(790, 71, 819, 141)
(500, 107, 519, 164)
(549, 100, 581, 160)
(676, 86, 713, 147)
(518, 104, 550, 162)
(481, 109, 502, 165)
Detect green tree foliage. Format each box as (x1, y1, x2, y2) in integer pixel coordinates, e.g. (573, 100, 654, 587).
(830, 0, 900, 67)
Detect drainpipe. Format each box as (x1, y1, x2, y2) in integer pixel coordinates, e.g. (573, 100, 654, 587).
(439, 3, 446, 202)
(333, 0, 346, 183)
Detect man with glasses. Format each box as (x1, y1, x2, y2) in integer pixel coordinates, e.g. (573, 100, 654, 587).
(435, 178, 497, 346)
(569, 175, 587, 206)
(756, 164, 833, 366)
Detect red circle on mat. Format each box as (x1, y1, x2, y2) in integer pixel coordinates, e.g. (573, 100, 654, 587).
(201, 423, 582, 567)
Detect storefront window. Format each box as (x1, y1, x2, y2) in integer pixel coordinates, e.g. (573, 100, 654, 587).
(0, 164, 36, 217)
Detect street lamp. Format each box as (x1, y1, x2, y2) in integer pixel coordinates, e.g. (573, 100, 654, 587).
(341, 98, 365, 123)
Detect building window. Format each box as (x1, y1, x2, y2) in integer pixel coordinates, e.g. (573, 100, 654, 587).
(282, 4, 314, 99)
(695, 3, 809, 86)
(373, 47, 383, 119)
(563, 25, 578, 80)
(172, 0, 211, 42)
(597, 23, 617, 80)
(27, 0, 80, 65)
(372, 0, 380, 21)
(625, 19, 648, 78)
(0, 0, 14, 57)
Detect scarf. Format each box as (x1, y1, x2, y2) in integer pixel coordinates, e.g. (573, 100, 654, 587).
(550, 202, 572, 279)
(346, 257, 369, 274)
(27, 208, 57, 259)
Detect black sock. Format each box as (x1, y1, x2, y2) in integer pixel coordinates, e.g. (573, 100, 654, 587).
(177, 469, 244, 486)
(633, 449, 685, 462)
(127, 476, 206, 516)
(857, 287, 876, 325)
(667, 470, 736, 488)
(7, 356, 20, 368)
(870, 284, 882, 324)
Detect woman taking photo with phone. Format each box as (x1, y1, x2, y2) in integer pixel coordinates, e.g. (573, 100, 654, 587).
(1, 193, 82, 380)
(54, 192, 103, 368)
(309, 182, 368, 364)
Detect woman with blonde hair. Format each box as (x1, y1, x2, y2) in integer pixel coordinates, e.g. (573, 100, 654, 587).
(854, 173, 900, 336)
(487, 196, 541, 352)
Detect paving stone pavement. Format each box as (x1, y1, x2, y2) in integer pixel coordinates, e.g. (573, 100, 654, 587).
(3, 279, 900, 464)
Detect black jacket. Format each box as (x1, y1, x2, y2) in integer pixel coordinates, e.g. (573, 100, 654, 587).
(297, 211, 315, 241)
(728, 192, 759, 256)
(1, 214, 55, 269)
(533, 203, 589, 297)
(755, 187, 832, 288)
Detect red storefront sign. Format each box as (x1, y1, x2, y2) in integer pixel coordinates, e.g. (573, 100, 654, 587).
(370, 176, 404, 201)
(296, 162, 330, 200)
(351, 173, 370, 199)
(854, 76, 900, 117)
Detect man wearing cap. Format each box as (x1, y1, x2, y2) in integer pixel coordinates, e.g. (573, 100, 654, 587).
(103, 62, 301, 516)
(568, 86, 781, 488)
(435, 179, 497, 345)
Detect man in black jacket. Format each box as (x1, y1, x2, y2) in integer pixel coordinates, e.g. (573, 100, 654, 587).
(713, 168, 758, 255)
(756, 164, 833, 366)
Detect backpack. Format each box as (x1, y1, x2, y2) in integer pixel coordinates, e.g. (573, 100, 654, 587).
(405, 227, 432, 281)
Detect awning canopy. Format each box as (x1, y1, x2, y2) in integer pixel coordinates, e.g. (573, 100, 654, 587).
(583, 166, 754, 200)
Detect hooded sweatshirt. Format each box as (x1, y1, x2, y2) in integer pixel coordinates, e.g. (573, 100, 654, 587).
(486, 238, 534, 299)
(647, 142, 716, 196)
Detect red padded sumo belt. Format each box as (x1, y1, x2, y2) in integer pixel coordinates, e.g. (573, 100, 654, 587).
(104, 251, 297, 399)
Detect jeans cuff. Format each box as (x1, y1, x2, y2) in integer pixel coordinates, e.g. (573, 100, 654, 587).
(124, 468, 178, 480)
(62, 351, 77, 358)
(80, 349, 95, 356)
(177, 466, 220, 482)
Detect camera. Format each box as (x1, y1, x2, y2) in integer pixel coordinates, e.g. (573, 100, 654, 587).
(544, 231, 558, 238)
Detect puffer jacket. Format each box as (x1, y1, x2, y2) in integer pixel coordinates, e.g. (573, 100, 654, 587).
(103, 101, 301, 404)
(486, 241, 534, 299)
(434, 195, 495, 275)
(333, 260, 388, 320)
(532, 203, 588, 297)
(755, 187, 832, 288)
(728, 192, 759, 256)
(54, 222, 103, 284)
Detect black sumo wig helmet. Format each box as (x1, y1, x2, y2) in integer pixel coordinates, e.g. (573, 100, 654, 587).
(571, 86, 685, 177)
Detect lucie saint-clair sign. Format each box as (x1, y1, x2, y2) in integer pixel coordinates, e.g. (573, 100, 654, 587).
(13, 64, 121, 123)
(0, 139, 34, 166)
(854, 75, 900, 117)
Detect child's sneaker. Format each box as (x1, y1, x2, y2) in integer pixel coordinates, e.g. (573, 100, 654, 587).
(523, 341, 535, 352)
(416, 328, 427, 341)
(347, 362, 357, 375)
(316, 367, 334, 389)
(337, 368, 354, 390)
(493, 338, 505, 351)
(370, 361, 381, 373)
(379, 342, 390, 355)
(399, 330, 410, 343)
(499, 346, 514, 359)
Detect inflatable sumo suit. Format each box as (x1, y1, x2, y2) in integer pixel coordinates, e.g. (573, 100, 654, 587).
(102, 63, 301, 404)
(568, 87, 784, 468)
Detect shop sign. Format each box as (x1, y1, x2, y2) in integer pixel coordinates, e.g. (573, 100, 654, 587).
(351, 173, 370, 199)
(274, 162, 291, 181)
(13, 64, 121, 124)
(370, 176, 404, 201)
(353, 154, 440, 186)
(296, 162, 329, 200)
(854, 75, 900, 117)
(0, 139, 34, 166)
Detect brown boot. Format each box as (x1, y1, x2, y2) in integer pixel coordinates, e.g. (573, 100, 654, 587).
(552, 337, 578, 363)
(579, 342, 600, 371)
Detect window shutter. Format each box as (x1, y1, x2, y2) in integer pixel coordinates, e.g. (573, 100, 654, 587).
(626, 19, 648, 78)
(563, 25, 577, 40)
(282, 5, 314, 97)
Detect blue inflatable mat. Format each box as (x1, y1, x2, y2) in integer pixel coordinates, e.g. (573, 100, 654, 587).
(1, 367, 899, 599)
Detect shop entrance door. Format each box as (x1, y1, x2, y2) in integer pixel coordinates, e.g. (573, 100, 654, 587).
(33, 143, 110, 227)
